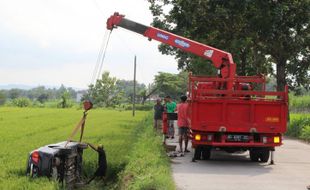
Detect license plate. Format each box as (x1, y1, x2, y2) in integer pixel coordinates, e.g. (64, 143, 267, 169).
(227, 134, 249, 142)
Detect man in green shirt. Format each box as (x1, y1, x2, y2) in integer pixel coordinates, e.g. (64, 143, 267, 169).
(165, 95, 176, 139)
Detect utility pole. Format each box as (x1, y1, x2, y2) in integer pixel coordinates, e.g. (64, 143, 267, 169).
(148, 83, 151, 104)
(133, 55, 136, 117)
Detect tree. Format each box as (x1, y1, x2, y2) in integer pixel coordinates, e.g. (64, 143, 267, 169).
(28, 86, 49, 103)
(116, 79, 147, 103)
(8, 88, 22, 99)
(148, 0, 310, 91)
(86, 71, 122, 107)
(37, 93, 49, 103)
(251, 1, 310, 91)
(148, 0, 270, 76)
(0, 91, 6, 105)
(139, 83, 158, 105)
(154, 71, 188, 99)
(58, 91, 72, 108)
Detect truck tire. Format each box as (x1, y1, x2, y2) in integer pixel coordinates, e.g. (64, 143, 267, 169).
(249, 150, 259, 162)
(258, 149, 270, 163)
(194, 146, 202, 160)
(202, 147, 211, 160)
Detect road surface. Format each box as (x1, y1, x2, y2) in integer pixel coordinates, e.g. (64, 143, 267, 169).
(167, 138, 310, 190)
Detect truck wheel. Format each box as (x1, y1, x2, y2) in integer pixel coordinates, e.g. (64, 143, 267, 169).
(202, 147, 211, 160)
(259, 149, 270, 163)
(249, 150, 259, 162)
(194, 146, 202, 160)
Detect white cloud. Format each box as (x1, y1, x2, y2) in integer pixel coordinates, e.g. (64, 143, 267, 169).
(0, 0, 179, 88)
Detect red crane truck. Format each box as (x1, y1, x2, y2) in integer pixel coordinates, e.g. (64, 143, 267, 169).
(106, 12, 288, 163)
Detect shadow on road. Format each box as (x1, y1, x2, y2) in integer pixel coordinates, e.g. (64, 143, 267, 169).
(172, 149, 273, 177)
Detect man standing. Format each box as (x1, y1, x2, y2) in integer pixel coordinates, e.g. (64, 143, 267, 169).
(176, 95, 190, 153)
(87, 144, 107, 184)
(153, 98, 164, 133)
(165, 95, 176, 139)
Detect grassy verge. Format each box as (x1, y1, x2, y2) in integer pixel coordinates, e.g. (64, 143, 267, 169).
(118, 115, 175, 190)
(286, 113, 310, 142)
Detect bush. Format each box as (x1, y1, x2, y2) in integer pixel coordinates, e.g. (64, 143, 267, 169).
(289, 94, 310, 112)
(12, 97, 32, 107)
(123, 104, 153, 111)
(286, 114, 310, 140)
(32, 100, 45, 108)
(300, 126, 310, 142)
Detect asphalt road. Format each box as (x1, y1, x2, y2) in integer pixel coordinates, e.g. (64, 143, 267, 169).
(168, 138, 310, 190)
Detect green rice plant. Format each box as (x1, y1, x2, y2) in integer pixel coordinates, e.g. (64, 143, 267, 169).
(0, 107, 148, 189)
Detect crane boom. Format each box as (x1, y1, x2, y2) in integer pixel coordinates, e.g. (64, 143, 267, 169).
(106, 12, 236, 90)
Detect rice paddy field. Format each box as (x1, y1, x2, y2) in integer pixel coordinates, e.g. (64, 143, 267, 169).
(0, 107, 148, 189)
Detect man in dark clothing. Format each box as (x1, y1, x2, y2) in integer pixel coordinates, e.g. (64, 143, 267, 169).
(87, 143, 107, 184)
(154, 98, 164, 133)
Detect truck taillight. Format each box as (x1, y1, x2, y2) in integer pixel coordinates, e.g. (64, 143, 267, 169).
(274, 136, 280, 143)
(195, 134, 201, 141)
(31, 151, 40, 164)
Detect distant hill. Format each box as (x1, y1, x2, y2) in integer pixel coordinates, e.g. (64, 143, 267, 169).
(0, 84, 84, 91)
(0, 84, 34, 90)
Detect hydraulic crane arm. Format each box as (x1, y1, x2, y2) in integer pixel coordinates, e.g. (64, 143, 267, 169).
(107, 12, 236, 89)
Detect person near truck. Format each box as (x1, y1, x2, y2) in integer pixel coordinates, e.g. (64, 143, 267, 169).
(165, 95, 176, 139)
(153, 98, 164, 133)
(176, 95, 190, 153)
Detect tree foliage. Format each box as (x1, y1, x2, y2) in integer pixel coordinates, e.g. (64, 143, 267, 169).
(0, 91, 6, 105)
(58, 91, 72, 108)
(12, 97, 32, 107)
(148, 0, 310, 91)
(85, 72, 123, 107)
(116, 79, 146, 103)
(154, 71, 188, 99)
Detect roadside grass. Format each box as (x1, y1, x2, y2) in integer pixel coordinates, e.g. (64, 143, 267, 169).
(0, 107, 147, 189)
(286, 113, 310, 142)
(119, 115, 175, 190)
(289, 94, 310, 112)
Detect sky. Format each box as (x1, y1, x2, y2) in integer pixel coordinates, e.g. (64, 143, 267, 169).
(0, 0, 178, 89)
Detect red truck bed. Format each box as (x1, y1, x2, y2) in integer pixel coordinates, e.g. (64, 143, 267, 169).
(190, 98, 287, 134)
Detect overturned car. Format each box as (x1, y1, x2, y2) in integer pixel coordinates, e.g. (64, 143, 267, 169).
(26, 141, 88, 188)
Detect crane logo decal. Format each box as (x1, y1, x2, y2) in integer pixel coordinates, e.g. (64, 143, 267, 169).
(204, 50, 214, 58)
(175, 39, 190, 48)
(157, 33, 169, 40)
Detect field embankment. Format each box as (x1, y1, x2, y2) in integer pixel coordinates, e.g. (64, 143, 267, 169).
(0, 107, 150, 189)
(118, 116, 175, 190)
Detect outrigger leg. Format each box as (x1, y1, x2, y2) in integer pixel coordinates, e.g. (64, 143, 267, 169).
(269, 150, 275, 165)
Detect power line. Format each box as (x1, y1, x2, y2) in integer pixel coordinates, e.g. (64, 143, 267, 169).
(90, 30, 108, 85)
(91, 0, 106, 17)
(96, 30, 112, 81)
